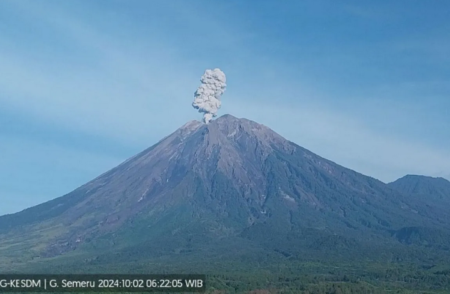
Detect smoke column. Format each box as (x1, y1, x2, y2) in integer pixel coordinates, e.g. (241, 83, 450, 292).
(192, 68, 227, 124)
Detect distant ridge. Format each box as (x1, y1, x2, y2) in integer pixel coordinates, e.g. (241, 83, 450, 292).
(389, 174, 450, 200)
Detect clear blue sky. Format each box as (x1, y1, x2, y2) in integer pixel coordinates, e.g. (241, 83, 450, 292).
(1, 0, 449, 215)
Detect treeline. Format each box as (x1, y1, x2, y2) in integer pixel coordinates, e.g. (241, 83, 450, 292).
(204, 269, 450, 293)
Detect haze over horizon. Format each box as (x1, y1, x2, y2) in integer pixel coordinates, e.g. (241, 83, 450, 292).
(1, 0, 449, 215)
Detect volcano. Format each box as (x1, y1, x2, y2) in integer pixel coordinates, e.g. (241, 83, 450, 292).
(1, 114, 449, 274)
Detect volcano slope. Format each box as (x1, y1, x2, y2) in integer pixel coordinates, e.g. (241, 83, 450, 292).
(1, 115, 449, 291)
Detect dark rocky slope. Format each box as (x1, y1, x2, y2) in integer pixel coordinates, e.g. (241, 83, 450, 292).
(1, 115, 449, 271)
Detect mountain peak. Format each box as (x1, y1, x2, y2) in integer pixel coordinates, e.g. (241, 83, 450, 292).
(214, 113, 239, 121)
(205, 114, 289, 150)
(389, 174, 450, 201)
(394, 174, 450, 184)
(2, 115, 450, 271)
(209, 114, 259, 130)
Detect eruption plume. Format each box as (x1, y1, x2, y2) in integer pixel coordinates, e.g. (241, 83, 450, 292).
(192, 68, 227, 124)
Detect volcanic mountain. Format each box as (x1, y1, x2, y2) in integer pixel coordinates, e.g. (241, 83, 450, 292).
(1, 114, 449, 272)
(389, 175, 450, 203)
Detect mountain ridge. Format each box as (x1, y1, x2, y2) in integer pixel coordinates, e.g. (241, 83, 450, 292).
(1, 114, 449, 273)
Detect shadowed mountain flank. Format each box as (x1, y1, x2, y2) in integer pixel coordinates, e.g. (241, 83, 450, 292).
(1, 115, 449, 271)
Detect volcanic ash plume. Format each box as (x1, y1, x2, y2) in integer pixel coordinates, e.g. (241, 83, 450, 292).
(192, 68, 227, 124)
